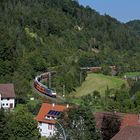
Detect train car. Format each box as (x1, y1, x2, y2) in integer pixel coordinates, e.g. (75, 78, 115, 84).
(45, 88, 56, 97)
(89, 67, 102, 73)
(41, 72, 49, 79)
(34, 81, 45, 94)
(34, 72, 56, 98)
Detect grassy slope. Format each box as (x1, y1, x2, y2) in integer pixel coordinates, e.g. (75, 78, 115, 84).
(124, 72, 140, 76)
(73, 73, 125, 97)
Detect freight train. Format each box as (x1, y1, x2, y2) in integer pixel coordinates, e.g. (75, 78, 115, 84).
(34, 72, 56, 97)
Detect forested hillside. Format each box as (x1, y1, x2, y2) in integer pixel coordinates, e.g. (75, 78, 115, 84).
(127, 20, 140, 36)
(0, 0, 140, 101)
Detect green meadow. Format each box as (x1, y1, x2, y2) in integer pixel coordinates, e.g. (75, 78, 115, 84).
(73, 73, 125, 97)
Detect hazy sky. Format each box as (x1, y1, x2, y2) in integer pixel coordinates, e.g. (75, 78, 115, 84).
(79, 0, 140, 23)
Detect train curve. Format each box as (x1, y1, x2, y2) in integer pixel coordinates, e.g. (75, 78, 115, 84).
(34, 72, 56, 98)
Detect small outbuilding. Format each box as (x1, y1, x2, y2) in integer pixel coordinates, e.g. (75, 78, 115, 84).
(0, 84, 15, 110)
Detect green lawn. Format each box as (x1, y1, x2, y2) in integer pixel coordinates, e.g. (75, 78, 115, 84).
(73, 73, 125, 97)
(124, 72, 140, 77)
(40, 137, 47, 140)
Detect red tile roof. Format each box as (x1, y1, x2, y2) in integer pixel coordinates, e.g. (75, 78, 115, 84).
(95, 112, 123, 129)
(111, 126, 140, 140)
(35, 102, 68, 124)
(95, 112, 140, 130)
(0, 84, 15, 98)
(121, 114, 140, 129)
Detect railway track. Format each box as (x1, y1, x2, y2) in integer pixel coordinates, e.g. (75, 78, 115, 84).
(31, 75, 66, 103)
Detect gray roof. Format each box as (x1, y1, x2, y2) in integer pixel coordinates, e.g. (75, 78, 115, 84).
(0, 84, 15, 98)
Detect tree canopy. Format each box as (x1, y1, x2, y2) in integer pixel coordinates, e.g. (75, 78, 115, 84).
(60, 106, 102, 140)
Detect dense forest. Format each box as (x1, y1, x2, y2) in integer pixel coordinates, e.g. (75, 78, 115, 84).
(0, 0, 140, 101)
(127, 20, 140, 36)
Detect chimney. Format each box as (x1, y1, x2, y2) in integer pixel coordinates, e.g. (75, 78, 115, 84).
(52, 103, 55, 107)
(66, 104, 69, 108)
(0, 94, 1, 109)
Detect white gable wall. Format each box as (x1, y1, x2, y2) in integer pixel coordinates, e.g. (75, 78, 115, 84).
(39, 122, 55, 137)
(0, 98, 15, 109)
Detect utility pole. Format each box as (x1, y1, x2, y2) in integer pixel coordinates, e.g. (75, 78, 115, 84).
(48, 72, 51, 88)
(63, 84, 65, 97)
(80, 71, 82, 85)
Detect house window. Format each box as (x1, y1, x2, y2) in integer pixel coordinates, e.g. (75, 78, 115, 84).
(2, 103, 5, 106)
(10, 103, 13, 108)
(48, 124, 52, 130)
(6, 103, 8, 106)
(7, 98, 9, 100)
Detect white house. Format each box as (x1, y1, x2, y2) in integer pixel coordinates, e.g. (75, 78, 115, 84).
(35, 102, 68, 138)
(0, 84, 15, 110)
